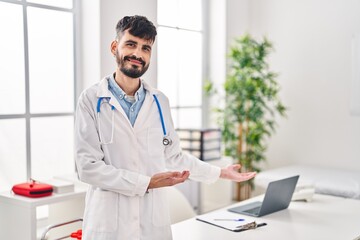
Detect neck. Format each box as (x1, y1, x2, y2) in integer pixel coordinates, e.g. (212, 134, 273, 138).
(114, 69, 140, 96)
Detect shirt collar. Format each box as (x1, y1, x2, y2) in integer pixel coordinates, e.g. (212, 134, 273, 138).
(96, 75, 162, 98)
(108, 73, 145, 102)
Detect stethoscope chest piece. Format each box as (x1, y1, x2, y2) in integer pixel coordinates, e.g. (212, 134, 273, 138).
(162, 137, 172, 146)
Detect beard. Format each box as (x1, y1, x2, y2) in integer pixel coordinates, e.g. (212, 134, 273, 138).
(116, 52, 149, 78)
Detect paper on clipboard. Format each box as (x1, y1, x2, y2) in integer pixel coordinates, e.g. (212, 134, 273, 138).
(196, 210, 258, 232)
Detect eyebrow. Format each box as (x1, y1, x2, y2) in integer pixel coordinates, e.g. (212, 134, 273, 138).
(124, 40, 152, 50)
(125, 40, 137, 45)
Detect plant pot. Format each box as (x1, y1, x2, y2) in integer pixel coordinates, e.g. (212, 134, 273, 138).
(236, 181, 252, 201)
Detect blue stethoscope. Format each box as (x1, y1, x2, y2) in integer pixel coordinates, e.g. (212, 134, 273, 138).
(96, 95, 172, 146)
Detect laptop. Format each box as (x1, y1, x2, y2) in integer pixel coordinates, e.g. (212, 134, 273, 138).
(228, 175, 299, 217)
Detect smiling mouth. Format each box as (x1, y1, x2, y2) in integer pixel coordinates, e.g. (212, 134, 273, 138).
(128, 59, 143, 66)
(125, 56, 145, 66)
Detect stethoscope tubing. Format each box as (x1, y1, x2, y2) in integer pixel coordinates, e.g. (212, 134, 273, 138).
(152, 95, 167, 136)
(97, 97, 115, 144)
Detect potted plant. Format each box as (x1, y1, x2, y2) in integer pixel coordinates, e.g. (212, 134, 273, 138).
(206, 34, 287, 201)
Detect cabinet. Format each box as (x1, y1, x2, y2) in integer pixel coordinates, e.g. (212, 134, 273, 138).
(177, 128, 221, 161)
(0, 187, 86, 240)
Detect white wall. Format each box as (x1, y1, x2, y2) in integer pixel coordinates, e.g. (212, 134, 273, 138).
(79, 0, 101, 90)
(226, 0, 250, 46)
(206, 0, 226, 127)
(244, 0, 360, 170)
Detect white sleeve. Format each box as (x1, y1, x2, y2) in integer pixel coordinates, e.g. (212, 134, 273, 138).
(166, 151, 221, 184)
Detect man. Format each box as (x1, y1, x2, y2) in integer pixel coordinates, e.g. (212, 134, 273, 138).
(75, 15, 256, 240)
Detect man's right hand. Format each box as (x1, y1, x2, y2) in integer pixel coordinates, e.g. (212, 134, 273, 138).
(148, 170, 190, 190)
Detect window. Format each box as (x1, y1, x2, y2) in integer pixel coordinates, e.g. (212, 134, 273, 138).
(157, 0, 204, 129)
(0, 0, 77, 192)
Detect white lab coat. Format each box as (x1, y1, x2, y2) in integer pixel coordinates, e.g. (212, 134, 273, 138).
(75, 76, 221, 240)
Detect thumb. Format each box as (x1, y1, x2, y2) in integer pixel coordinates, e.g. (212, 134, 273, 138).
(231, 164, 241, 171)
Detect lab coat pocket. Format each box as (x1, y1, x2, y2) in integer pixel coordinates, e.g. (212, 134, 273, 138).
(85, 189, 118, 232)
(148, 128, 165, 158)
(152, 189, 171, 227)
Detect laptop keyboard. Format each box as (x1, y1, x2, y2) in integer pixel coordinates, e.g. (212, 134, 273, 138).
(244, 206, 261, 215)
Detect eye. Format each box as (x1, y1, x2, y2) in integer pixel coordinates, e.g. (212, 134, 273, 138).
(143, 46, 151, 52)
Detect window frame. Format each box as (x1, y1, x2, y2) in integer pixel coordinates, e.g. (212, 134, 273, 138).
(0, 0, 79, 179)
(157, 0, 209, 129)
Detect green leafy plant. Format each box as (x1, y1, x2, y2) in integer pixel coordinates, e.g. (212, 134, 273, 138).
(207, 34, 287, 201)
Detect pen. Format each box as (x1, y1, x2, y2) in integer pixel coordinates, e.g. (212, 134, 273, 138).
(214, 218, 245, 221)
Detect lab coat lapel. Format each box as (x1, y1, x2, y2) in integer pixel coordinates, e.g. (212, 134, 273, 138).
(133, 91, 153, 131)
(97, 77, 133, 129)
(108, 97, 127, 120)
(133, 81, 161, 131)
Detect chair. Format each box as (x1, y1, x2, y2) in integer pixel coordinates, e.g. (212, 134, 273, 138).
(168, 187, 196, 224)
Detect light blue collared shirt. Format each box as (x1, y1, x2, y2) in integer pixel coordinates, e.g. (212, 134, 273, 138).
(108, 74, 146, 126)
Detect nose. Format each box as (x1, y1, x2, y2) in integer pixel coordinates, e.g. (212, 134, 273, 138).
(132, 46, 143, 58)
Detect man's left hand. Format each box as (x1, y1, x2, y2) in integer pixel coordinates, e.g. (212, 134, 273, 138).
(220, 164, 256, 182)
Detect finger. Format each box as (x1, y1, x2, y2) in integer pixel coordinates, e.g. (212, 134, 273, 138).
(153, 171, 173, 178)
(172, 171, 189, 181)
(170, 171, 190, 184)
(181, 170, 190, 177)
(172, 171, 183, 178)
(230, 171, 256, 181)
(239, 172, 257, 181)
(240, 172, 257, 177)
(152, 172, 182, 185)
(151, 171, 190, 188)
(170, 175, 188, 185)
(230, 164, 241, 171)
(182, 171, 190, 179)
(159, 171, 183, 179)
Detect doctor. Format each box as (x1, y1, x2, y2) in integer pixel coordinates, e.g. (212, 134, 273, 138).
(75, 15, 256, 240)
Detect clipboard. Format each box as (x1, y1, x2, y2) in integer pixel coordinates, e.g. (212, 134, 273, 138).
(196, 210, 267, 232)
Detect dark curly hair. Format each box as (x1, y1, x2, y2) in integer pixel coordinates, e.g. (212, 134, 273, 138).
(116, 15, 157, 43)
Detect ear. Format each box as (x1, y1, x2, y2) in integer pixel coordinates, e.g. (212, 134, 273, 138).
(110, 40, 118, 56)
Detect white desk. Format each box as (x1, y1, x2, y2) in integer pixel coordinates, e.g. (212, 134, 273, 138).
(172, 194, 360, 240)
(0, 188, 86, 240)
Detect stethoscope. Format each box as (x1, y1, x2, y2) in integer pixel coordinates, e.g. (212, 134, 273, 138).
(96, 94, 172, 146)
